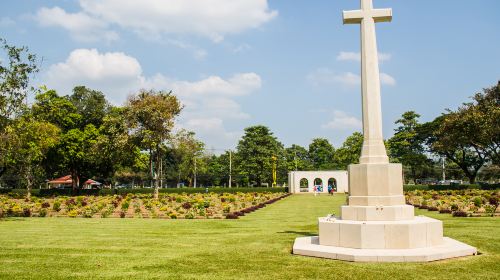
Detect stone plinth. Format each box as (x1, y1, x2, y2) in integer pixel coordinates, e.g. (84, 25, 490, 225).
(318, 216, 443, 249)
(341, 205, 414, 221)
(348, 163, 405, 206)
(293, 236, 477, 262)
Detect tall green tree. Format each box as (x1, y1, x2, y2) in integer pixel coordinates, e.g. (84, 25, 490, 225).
(285, 144, 312, 171)
(0, 38, 38, 179)
(69, 86, 110, 129)
(420, 115, 487, 184)
(335, 132, 363, 169)
(388, 111, 430, 182)
(235, 125, 284, 187)
(31, 87, 81, 131)
(126, 89, 182, 199)
(308, 138, 336, 170)
(0, 38, 38, 130)
(173, 130, 206, 187)
(92, 107, 139, 184)
(6, 117, 59, 199)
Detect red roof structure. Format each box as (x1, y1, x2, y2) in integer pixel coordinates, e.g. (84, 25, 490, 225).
(47, 175, 101, 186)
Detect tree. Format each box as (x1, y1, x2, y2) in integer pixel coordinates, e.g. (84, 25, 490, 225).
(0, 38, 38, 179)
(126, 89, 182, 199)
(308, 138, 336, 170)
(335, 132, 363, 169)
(453, 82, 500, 165)
(31, 87, 81, 131)
(418, 82, 500, 183)
(53, 124, 100, 189)
(69, 86, 110, 129)
(6, 117, 59, 199)
(285, 145, 312, 171)
(0, 38, 38, 130)
(173, 130, 206, 187)
(236, 125, 283, 187)
(388, 111, 430, 182)
(420, 115, 487, 184)
(92, 107, 139, 185)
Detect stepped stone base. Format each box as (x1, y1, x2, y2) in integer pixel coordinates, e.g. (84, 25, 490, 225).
(293, 236, 477, 262)
(341, 205, 415, 221)
(319, 216, 442, 249)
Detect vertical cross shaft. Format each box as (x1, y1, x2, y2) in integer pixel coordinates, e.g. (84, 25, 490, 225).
(343, 0, 392, 164)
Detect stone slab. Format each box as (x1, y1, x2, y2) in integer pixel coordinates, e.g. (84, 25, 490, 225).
(293, 236, 477, 262)
(319, 216, 443, 249)
(341, 205, 414, 221)
(348, 163, 403, 204)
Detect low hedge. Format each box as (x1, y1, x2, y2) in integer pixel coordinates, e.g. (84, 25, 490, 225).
(0, 187, 287, 197)
(403, 183, 500, 191)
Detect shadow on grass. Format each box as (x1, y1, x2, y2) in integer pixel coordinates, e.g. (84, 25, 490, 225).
(277, 230, 316, 236)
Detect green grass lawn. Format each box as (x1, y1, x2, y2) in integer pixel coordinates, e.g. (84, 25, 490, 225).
(0, 194, 498, 280)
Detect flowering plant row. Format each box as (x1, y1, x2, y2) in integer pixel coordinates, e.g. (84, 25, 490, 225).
(405, 189, 499, 217)
(0, 192, 290, 219)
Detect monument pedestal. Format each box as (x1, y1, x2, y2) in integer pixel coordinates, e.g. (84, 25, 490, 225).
(293, 0, 477, 262)
(292, 163, 477, 262)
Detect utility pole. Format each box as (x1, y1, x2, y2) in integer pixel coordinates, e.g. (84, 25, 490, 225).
(229, 150, 232, 188)
(194, 157, 197, 188)
(294, 149, 298, 171)
(272, 155, 277, 187)
(442, 157, 446, 182)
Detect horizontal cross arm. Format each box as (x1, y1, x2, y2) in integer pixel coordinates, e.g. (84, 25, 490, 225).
(343, 10, 364, 24)
(372, 8, 392, 23)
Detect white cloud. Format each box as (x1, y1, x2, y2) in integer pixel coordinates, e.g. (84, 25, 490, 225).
(166, 39, 207, 60)
(321, 111, 362, 130)
(233, 44, 252, 53)
(35, 7, 118, 43)
(78, 0, 277, 42)
(43, 48, 261, 148)
(307, 68, 396, 88)
(0, 17, 15, 28)
(336, 51, 392, 62)
(380, 73, 396, 86)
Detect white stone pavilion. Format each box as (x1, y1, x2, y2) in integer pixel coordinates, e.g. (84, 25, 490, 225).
(292, 0, 477, 262)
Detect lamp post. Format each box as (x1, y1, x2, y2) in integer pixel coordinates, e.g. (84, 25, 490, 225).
(272, 155, 277, 187)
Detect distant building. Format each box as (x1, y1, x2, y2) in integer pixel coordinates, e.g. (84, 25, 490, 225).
(288, 171, 348, 194)
(47, 175, 102, 189)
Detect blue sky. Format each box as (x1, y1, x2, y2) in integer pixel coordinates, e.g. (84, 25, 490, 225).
(1, 0, 499, 151)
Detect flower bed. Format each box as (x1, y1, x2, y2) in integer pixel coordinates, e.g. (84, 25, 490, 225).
(0, 192, 290, 219)
(405, 189, 499, 217)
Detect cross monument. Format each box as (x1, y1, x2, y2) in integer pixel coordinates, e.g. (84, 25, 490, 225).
(292, 0, 477, 262)
(344, 0, 391, 164)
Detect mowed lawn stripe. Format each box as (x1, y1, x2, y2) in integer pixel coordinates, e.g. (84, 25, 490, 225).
(0, 194, 498, 279)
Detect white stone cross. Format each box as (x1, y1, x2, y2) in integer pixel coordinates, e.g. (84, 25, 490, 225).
(343, 0, 392, 164)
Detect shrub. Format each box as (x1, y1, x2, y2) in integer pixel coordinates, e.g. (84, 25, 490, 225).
(11, 205, 23, 217)
(67, 210, 78, 218)
(473, 197, 482, 207)
(121, 201, 130, 210)
(182, 202, 192, 209)
(439, 209, 452, 214)
(428, 206, 438, 211)
(120, 211, 126, 218)
(37, 208, 47, 217)
(185, 212, 194, 219)
(82, 207, 93, 218)
(23, 208, 31, 217)
(41, 202, 50, 208)
(489, 196, 498, 206)
(452, 211, 468, 217)
(52, 201, 61, 212)
(169, 213, 177, 219)
(225, 213, 238, 219)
